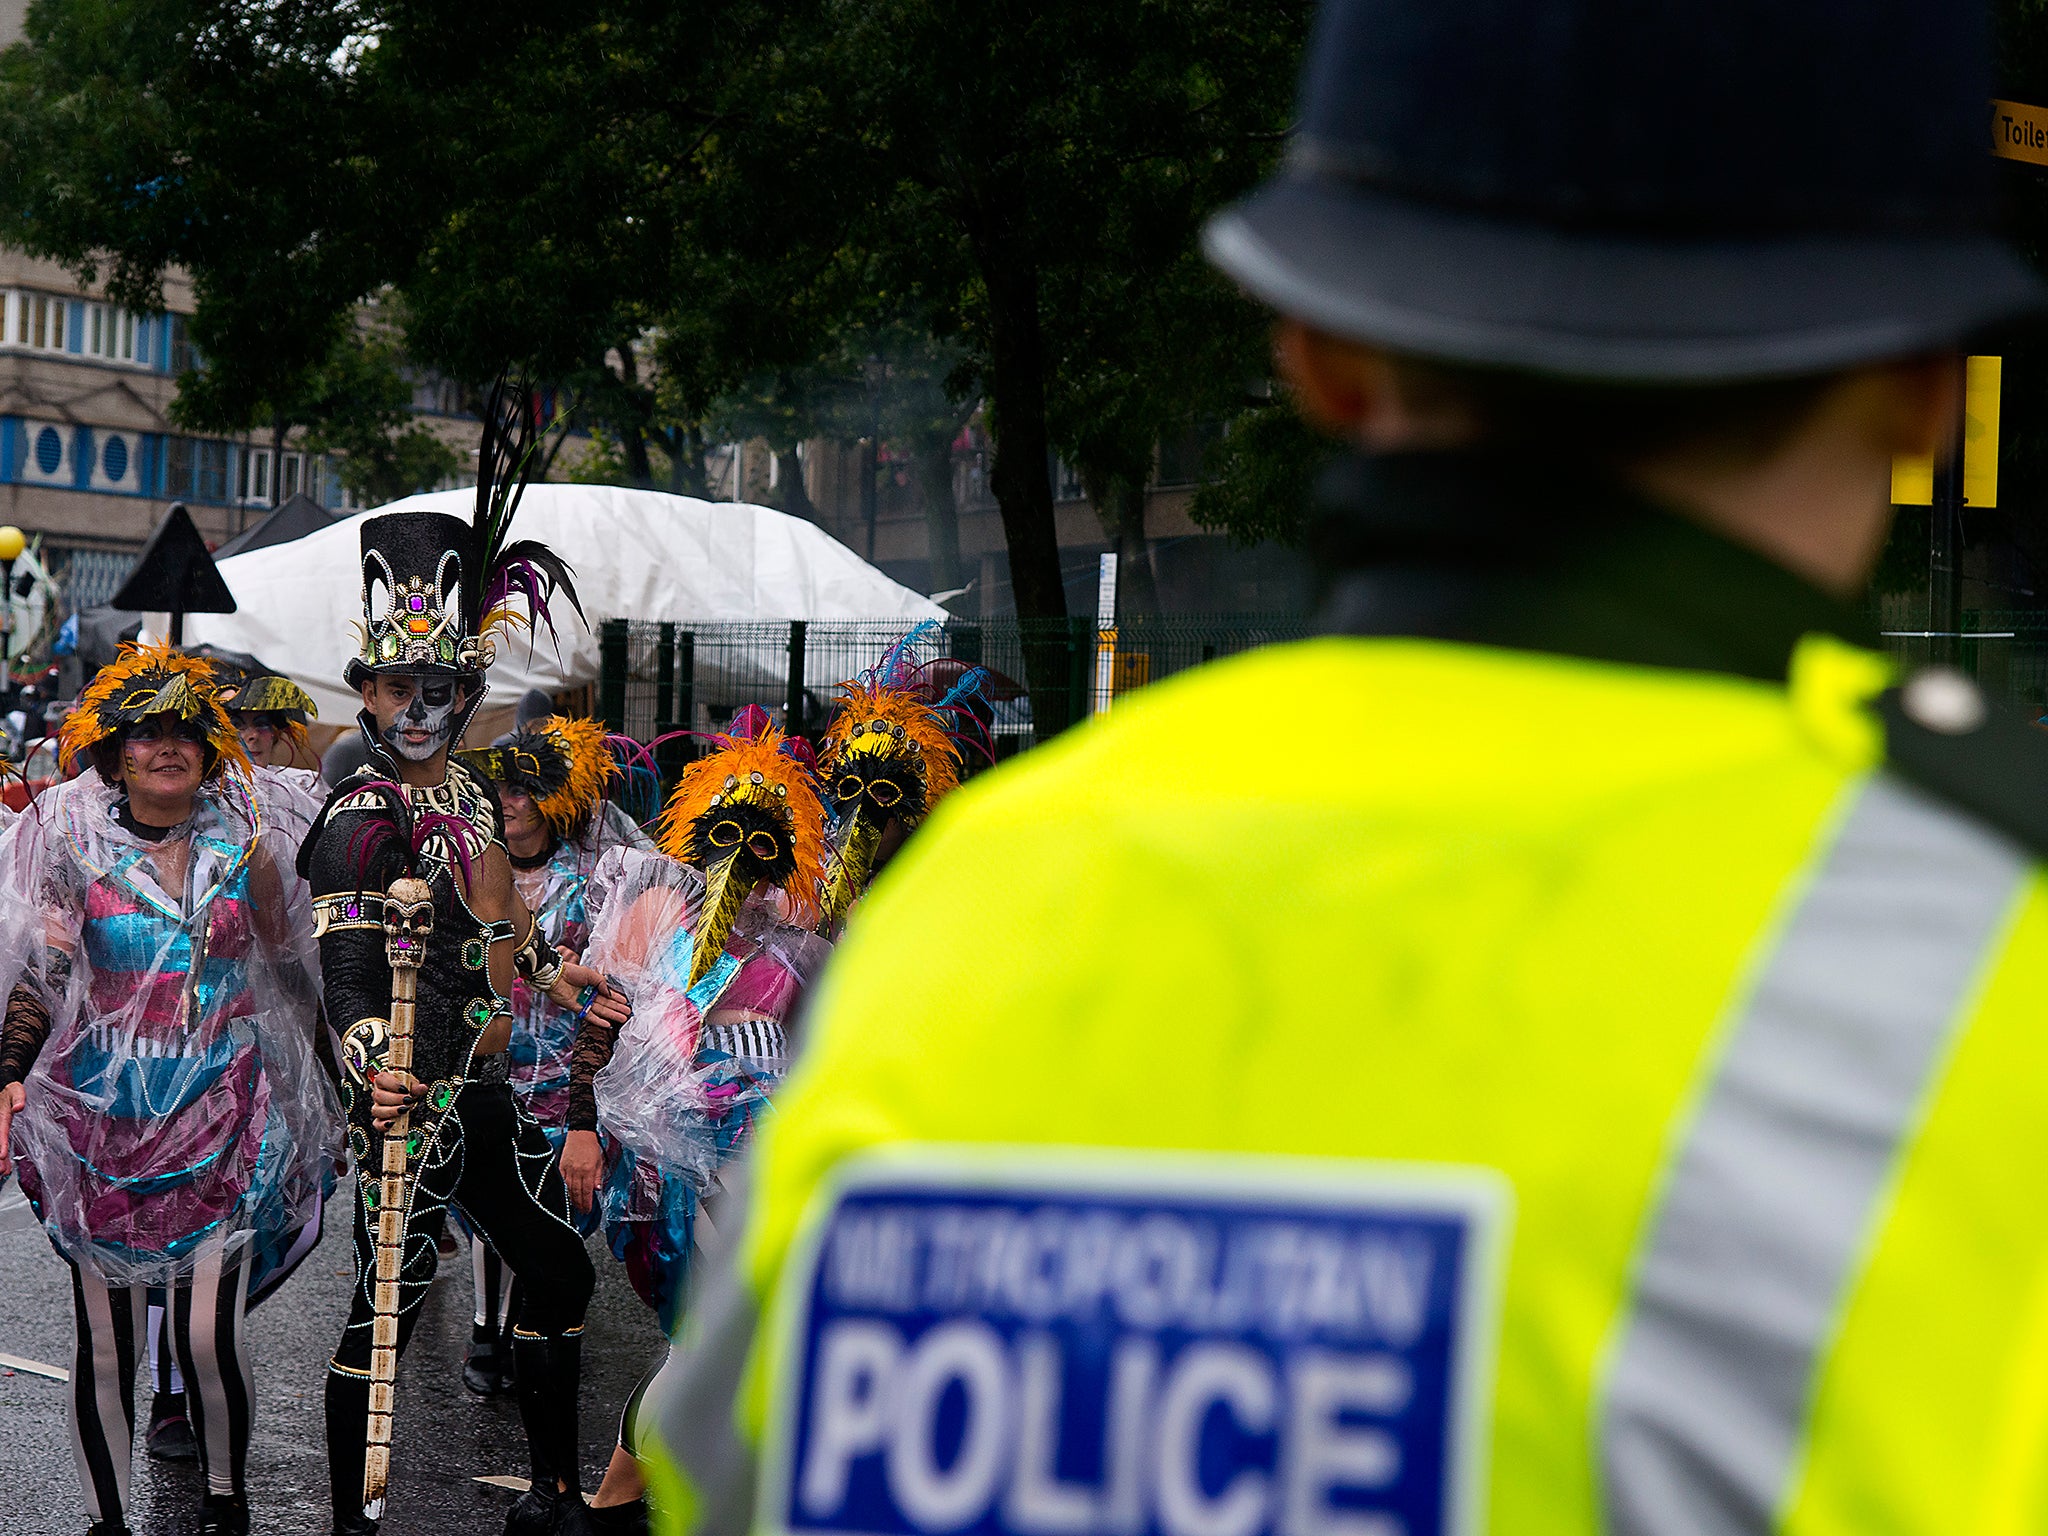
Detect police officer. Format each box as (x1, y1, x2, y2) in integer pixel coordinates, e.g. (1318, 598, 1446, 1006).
(643, 2, 2048, 1533)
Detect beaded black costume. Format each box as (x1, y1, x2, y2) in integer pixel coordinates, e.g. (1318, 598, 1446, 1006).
(305, 379, 595, 1536)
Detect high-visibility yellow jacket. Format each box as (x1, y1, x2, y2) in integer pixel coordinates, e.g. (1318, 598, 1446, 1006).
(648, 462, 2048, 1536)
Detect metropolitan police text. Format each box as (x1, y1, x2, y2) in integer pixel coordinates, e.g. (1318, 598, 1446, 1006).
(792, 1197, 1447, 1536)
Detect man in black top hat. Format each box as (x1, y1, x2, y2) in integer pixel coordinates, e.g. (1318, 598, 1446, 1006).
(631, 3, 2048, 1535)
(304, 450, 629, 1536)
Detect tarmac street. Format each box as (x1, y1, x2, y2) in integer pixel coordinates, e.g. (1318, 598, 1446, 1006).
(0, 1202, 665, 1535)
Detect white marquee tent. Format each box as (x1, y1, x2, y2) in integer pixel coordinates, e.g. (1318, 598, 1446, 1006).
(175, 483, 945, 722)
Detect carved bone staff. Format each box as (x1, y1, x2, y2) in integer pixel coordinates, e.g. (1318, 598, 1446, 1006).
(363, 874, 435, 1516)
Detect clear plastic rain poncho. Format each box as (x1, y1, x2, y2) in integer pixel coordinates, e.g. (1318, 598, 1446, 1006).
(254, 763, 329, 846)
(583, 844, 831, 1194)
(0, 769, 340, 1287)
(507, 805, 655, 1139)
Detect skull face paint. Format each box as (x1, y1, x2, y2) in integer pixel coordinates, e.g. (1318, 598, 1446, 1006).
(380, 674, 462, 762)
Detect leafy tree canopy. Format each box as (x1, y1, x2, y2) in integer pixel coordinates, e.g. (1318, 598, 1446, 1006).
(0, 0, 1311, 659)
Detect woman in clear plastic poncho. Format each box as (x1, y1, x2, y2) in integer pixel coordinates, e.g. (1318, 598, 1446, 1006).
(136, 655, 332, 1462)
(0, 643, 338, 1536)
(562, 715, 832, 1534)
(448, 712, 653, 1397)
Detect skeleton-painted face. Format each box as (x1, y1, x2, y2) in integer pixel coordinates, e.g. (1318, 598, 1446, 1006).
(374, 673, 462, 762)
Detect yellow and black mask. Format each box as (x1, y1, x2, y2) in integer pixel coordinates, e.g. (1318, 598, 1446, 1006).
(655, 721, 826, 990)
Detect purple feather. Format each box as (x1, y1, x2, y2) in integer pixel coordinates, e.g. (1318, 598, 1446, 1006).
(410, 811, 479, 890)
(346, 818, 399, 878)
(607, 732, 656, 772)
(340, 778, 414, 881)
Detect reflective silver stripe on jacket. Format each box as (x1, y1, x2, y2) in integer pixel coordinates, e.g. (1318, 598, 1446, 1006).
(646, 1158, 764, 1536)
(1599, 773, 2030, 1535)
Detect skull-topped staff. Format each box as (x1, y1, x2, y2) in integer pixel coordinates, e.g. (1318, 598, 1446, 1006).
(361, 874, 433, 1514)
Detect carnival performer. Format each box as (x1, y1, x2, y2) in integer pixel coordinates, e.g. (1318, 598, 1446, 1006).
(448, 713, 652, 1395)
(220, 665, 314, 764)
(0, 641, 338, 1536)
(137, 658, 335, 1463)
(560, 711, 830, 1534)
(814, 626, 987, 935)
(304, 378, 630, 1536)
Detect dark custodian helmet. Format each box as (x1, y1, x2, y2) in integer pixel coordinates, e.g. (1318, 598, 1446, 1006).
(347, 511, 486, 687)
(1203, 0, 2044, 380)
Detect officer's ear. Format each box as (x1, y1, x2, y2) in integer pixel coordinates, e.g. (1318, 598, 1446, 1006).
(1275, 320, 1481, 452)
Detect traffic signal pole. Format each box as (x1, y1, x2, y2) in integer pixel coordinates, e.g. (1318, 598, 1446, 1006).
(1929, 390, 1966, 670)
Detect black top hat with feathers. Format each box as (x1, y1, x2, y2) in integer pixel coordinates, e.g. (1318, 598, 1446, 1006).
(345, 374, 584, 716)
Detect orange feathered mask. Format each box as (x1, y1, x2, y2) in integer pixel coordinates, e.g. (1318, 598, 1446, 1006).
(655, 718, 827, 990)
(457, 714, 616, 837)
(59, 641, 250, 780)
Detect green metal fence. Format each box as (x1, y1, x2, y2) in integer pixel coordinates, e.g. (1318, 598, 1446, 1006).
(591, 608, 2048, 796)
(1873, 599, 2048, 715)
(595, 614, 1311, 766)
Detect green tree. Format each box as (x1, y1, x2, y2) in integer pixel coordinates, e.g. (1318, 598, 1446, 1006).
(296, 324, 465, 505)
(0, 0, 784, 491)
(0, 0, 1314, 702)
(708, 320, 978, 587)
(747, 1, 1307, 621)
(165, 304, 461, 505)
(1045, 241, 1278, 611)
(0, 0, 414, 435)
(1190, 396, 1332, 549)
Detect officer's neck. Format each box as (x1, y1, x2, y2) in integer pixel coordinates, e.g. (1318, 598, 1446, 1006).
(1284, 323, 1948, 600)
(1623, 376, 1910, 600)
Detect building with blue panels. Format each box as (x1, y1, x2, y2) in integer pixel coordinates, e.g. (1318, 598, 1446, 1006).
(0, 247, 360, 614)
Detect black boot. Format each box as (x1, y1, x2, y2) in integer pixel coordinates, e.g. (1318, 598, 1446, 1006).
(325, 1369, 379, 1536)
(464, 1321, 508, 1396)
(197, 1494, 250, 1536)
(85, 1522, 132, 1536)
(507, 1332, 592, 1536)
(585, 1497, 649, 1535)
(145, 1389, 198, 1461)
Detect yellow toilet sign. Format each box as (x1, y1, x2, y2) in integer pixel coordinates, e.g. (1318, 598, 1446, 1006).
(1892, 354, 2000, 508)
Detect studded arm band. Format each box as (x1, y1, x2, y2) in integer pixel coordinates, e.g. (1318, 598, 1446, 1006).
(512, 919, 565, 991)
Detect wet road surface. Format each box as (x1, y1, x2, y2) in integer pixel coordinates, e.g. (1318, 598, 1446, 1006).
(0, 1198, 665, 1536)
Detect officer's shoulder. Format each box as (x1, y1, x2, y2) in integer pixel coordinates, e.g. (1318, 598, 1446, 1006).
(1877, 670, 2048, 860)
(920, 640, 1346, 852)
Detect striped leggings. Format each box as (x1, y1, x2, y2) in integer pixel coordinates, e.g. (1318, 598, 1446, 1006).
(67, 1243, 251, 1524)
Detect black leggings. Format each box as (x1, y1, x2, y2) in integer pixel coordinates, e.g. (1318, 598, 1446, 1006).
(326, 1085, 593, 1502)
(68, 1245, 251, 1523)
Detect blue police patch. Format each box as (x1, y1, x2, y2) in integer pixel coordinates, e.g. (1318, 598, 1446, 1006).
(761, 1150, 1511, 1536)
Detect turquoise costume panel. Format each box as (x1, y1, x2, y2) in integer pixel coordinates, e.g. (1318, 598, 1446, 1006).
(3, 772, 338, 1285)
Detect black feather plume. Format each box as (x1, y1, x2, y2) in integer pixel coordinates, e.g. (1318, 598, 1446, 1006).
(468, 371, 580, 652)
